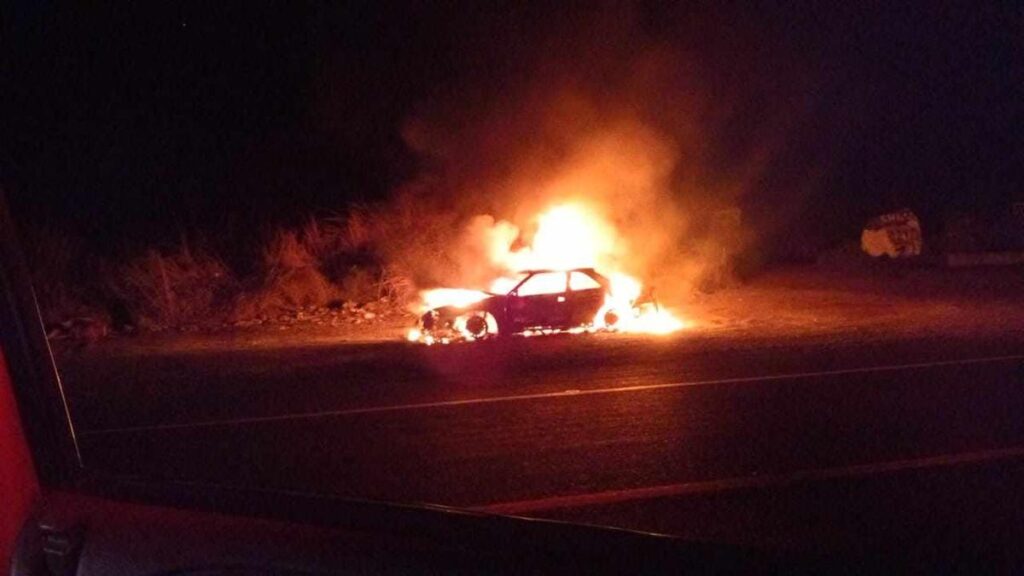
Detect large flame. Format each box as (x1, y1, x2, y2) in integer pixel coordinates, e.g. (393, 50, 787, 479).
(502, 204, 618, 271)
(420, 288, 492, 310)
(413, 201, 687, 341)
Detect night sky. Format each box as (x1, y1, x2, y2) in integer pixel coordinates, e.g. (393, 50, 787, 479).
(4, 1, 1022, 253)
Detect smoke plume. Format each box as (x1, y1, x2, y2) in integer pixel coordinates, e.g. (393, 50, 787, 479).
(389, 3, 816, 303)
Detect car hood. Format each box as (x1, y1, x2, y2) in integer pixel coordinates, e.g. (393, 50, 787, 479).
(429, 295, 501, 317)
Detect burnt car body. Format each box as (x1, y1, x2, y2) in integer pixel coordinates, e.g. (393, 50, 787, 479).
(420, 268, 651, 340)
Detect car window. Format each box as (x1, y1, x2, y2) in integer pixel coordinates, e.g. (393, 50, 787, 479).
(569, 271, 602, 291)
(516, 272, 567, 296)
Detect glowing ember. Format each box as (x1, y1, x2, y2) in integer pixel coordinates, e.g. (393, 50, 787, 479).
(409, 202, 687, 342)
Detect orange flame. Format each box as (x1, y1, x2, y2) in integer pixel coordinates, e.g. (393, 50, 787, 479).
(420, 288, 492, 310)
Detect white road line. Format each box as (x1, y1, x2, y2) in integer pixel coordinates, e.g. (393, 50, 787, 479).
(474, 444, 1024, 515)
(80, 353, 1024, 436)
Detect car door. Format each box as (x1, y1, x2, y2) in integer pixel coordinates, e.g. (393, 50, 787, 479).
(509, 271, 569, 329)
(567, 270, 607, 326)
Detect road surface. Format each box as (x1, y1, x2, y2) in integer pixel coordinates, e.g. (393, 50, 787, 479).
(59, 328, 1024, 560)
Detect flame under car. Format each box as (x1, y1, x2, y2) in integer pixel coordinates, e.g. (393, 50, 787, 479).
(417, 268, 657, 342)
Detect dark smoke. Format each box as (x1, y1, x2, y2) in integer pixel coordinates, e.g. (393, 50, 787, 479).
(391, 3, 823, 300)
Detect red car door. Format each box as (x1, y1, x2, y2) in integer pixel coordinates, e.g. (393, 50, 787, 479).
(508, 271, 570, 330)
(566, 271, 607, 326)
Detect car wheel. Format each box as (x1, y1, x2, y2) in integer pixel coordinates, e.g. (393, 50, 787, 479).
(465, 315, 487, 337)
(603, 309, 621, 328)
(458, 312, 499, 339)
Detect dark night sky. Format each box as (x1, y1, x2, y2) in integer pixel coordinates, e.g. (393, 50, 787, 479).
(3, 1, 1022, 253)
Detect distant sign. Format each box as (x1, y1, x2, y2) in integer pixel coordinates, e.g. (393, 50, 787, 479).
(861, 209, 923, 258)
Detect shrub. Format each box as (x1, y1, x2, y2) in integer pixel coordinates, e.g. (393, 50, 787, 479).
(338, 266, 381, 303)
(378, 262, 416, 304)
(26, 194, 473, 332)
(105, 243, 236, 329)
(231, 228, 344, 320)
(365, 195, 463, 289)
(299, 211, 376, 284)
(262, 229, 315, 272)
(276, 199, 455, 307)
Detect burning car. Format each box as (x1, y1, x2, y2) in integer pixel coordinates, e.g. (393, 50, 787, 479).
(407, 202, 689, 343)
(413, 268, 661, 342)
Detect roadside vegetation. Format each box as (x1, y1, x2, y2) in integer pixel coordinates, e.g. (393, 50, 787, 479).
(25, 201, 448, 341)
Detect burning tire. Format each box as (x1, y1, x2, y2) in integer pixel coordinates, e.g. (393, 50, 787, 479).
(456, 312, 499, 340)
(421, 310, 439, 331)
(465, 315, 487, 337)
(602, 309, 621, 328)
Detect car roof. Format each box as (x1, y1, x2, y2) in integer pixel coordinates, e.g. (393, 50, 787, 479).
(517, 268, 598, 274)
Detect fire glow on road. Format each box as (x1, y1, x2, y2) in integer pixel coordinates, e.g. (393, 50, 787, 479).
(475, 444, 1024, 515)
(78, 354, 1024, 436)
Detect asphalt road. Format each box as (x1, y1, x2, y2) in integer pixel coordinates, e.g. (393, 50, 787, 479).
(60, 329, 1024, 560)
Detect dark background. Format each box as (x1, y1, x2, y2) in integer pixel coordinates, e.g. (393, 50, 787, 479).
(3, 1, 1021, 258)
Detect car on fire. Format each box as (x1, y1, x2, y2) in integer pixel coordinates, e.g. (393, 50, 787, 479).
(418, 268, 657, 340)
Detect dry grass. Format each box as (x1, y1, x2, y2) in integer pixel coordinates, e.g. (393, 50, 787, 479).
(228, 228, 335, 320)
(231, 266, 341, 320)
(364, 195, 463, 292)
(378, 262, 416, 302)
(301, 207, 375, 258)
(284, 198, 464, 307)
(298, 211, 374, 284)
(29, 195, 481, 335)
(105, 243, 236, 330)
(263, 229, 316, 271)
